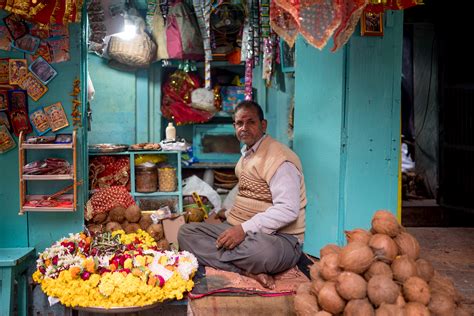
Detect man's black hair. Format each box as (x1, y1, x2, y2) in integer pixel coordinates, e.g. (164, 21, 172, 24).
(234, 101, 265, 121)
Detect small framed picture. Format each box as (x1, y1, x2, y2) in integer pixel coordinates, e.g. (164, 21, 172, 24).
(8, 89, 32, 136)
(29, 107, 51, 135)
(0, 124, 16, 154)
(18, 72, 48, 101)
(0, 59, 9, 84)
(9, 58, 28, 85)
(29, 56, 57, 85)
(0, 111, 11, 130)
(0, 90, 9, 111)
(12, 34, 41, 54)
(280, 39, 295, 73)
(0, 26, 12, 51)
(44, 102, 69, 132)
(361, 11, 384, 37)
(3, 14, 28, 40)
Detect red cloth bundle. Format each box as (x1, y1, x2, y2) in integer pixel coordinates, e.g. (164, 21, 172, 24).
(85, 186, 135, 220)
(89, 156, 130, 190)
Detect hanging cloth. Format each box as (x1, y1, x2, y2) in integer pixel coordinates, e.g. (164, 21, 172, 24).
(331, 0, 368, 52)
(269, 0, 300, 48)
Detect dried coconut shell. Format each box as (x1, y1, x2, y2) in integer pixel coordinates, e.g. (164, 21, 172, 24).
(391, 255, 417, 282)
(139, 213, 153, 230)
(394, 232, 420, 260)
(429, 272, 463, 303)
(109, 206, 126, 223)
(339, 241, 374, 274)
(309, 261, 321, 281)
(367, 275, 399, 307)
(294, 283, 320, 316)
(336, 271, 367, 300)
(369, 234, 399, 263)
(375, 304, 404, 316)
(87, 224, 103, 235)
(310, 275, 326, 296)
(403, 276, 431, 305)
(146, 223, 164, 241)
(125, 204, 141, 223)
(404, 302, 430, 316)
(365, 261, 393, 281)
(314, 311, 332, 316)
(105, 221, 122, 232)
(415, 259, 434, 282)
(371, 210, 401, 237)
(320, 244, 341, 259)
(345, 228, 372, 245)
(317, 281, 346, 315)
(320, 253, 341, 281)
(344, 298, 375, 316)
(124, 223, 141, 234)
(428, 293, 456, 316)
(91, 212, 107, 224)
(156, 238, 170, 250)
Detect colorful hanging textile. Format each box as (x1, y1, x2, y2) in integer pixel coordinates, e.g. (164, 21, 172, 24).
(270, 0, 299, 48)
(1, 0, 83, 25)
(331, 0, 368, 52)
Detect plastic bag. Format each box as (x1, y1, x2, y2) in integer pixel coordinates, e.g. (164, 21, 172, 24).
(182, 175, 222, 213)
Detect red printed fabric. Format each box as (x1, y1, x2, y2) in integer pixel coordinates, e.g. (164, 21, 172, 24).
(384, 0, 421, 10)
(331, 0, 368, 52)
(86, 186, 135, 220)
(270, 0, 300, 48)
(89, 156, 130, 190)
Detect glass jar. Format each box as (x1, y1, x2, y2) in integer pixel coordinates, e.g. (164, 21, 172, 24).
(135, 164, 158, 193)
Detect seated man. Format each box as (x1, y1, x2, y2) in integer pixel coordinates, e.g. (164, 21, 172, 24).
(178, 100, 307, 289)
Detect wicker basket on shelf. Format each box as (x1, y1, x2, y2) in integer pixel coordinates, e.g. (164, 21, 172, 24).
(107, 32, 156, 68)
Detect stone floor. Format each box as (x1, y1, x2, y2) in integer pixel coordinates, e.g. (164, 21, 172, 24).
(407, 227, 474, 313)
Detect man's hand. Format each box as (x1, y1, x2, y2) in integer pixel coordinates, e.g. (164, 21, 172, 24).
(216, 225, 245, 250)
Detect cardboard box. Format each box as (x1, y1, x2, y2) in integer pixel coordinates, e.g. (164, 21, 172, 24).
(162, 215, 186, 246)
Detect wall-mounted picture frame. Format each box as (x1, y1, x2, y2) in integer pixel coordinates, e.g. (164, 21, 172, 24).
(280, 39, 295, 73)
(361, 11, 384, 37)
(29, 56, 57, 85)
(0, 90, 9, 111)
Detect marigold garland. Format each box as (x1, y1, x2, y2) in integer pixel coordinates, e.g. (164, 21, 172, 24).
(33, 230, 198, 308)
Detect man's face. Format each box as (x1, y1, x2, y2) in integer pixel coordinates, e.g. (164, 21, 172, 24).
(233, 107, 267, 148)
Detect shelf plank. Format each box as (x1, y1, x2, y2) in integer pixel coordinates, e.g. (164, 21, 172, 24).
(133, 191, 180, 197)
(21, 206, 75, 212)
(21, 143, 73, 149)
(22, 174, 74, 180)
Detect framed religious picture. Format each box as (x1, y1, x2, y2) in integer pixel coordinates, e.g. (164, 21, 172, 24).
(0, 124, 16, 154)
(29, 56, 57, 85)
(8, 89, 32, 136)
(0, 111, 11, 130)
(361, 11, 384, 37)
(0, 26, 12, 51)
(30, 42, 53, 63)
(9, 58, 28, 85)
(44, 102, 69, 132)
(3, 14, 28, 40)
(29, 107, 51, 135)
(12, 34, 41, 55)
(0, 90, 9, 111)
(0, 58, 10, 84)
(18, 72, 48, 101)
(280, 39, 295, 73)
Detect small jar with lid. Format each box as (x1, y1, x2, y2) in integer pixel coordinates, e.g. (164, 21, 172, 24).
(135, 163, 158, 193)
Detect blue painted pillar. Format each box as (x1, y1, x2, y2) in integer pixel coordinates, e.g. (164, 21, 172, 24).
(294, 11, 403, 256)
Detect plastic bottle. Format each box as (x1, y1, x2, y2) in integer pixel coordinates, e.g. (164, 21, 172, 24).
(165, 122, 176, 141)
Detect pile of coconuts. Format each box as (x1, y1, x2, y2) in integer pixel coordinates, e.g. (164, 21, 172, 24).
(294, 210, 471, 316)
(86, 204, 170, 250)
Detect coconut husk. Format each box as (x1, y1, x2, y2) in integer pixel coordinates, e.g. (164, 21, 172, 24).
(394, 232, 420, 260)
(364, 261, 393, 281)
(403, 276, 431, 305)
(369, 234, 399, 263)
(391, 255, 417, 282)
(125, 204, 142, 223)
(294, 283, 320, 316)
(367, 275, 399, 307)
(404, 302, 430, 316)
(428, 293, 456, 316)
(345, 228, 372, 245)
(339, 241, 374, 274)
(320, 244, 341, 258)
(320, 253, 341, 281)
(343, 298, 374, 316)
(415, 259, 434, 282)
(371, 210, 401, 237)
(336, 271, 367, 300)
(375, 303, 404, 316)
(317, 281, 346, 315)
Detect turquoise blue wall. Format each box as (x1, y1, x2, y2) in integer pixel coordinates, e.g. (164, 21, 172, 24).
(0, 20, 86, 251)
(294, 11, 403, 256)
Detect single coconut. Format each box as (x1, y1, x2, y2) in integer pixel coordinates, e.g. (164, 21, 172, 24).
(367, 275, 399, 307)
(156, 238, 170, 250)
(416, 259, 434, 282)
(310, 276, 326, 296)
(339, 241, 374, 274)
(375, 304, 404, 316)
(345, 228, 372, 245)
(109, 206, 126, 223)
(364, 261, 393, 281)
(294, 283, 320, 316)
(320, 253, 341, 281)
(91, 212, 107, 224)
(369, 234, 399, 263)
(317, 281, 346, 315)
(371, 210, 401, 237)
(391, 255, 417, 282)
(429, 272, 462, 302)
(336, 271, 367, 300)
(123, 223, 141, 234)
(139, 213, 153, 230)
(320, 244, 341, 259)
(394, 232, 420, 260)
(403, 276, 431, 305)
(309, 261, 321, 281)
(125, 204, 141, 223)
(146, 223, 164, 241)
(105, 221, 122, 232)
(404, 302, 430, 316)
(343, 298, 375, 316)
(428, 293, 456, 316)
(86, 224, 102, 235)
(314, 312, 332, 316)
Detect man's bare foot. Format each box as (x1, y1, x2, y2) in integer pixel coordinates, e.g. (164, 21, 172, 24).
(244, 272, 276, 290)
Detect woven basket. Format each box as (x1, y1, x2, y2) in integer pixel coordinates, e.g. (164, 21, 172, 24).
(108, 32, 155, 67)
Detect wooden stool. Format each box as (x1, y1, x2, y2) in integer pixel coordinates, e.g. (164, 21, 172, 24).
(0, 248, 35, 316)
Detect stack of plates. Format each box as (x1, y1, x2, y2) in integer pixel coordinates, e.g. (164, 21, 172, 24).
(213, 170, 238, 189)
